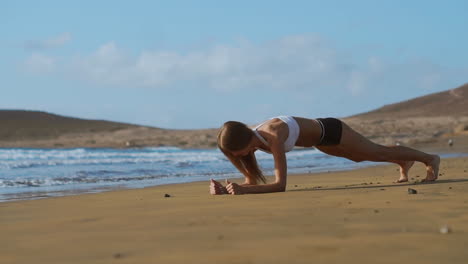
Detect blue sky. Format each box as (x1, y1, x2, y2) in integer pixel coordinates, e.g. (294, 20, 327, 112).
(1, 0, 467, 129)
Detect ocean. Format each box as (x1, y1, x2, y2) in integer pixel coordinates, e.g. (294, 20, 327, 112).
(0, 147, 463, 202)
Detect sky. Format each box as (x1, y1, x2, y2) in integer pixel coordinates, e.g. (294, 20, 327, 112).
(1, 0, 468, 129)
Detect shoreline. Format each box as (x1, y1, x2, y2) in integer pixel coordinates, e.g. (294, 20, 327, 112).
(1, 157, 468, 263)
(2, 151, 467, 203)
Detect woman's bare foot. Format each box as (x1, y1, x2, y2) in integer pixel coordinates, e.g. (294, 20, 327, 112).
(394, 161, 415, 183)
(422, 155, 440, 182)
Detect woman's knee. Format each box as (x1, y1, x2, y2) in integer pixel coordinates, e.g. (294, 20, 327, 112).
(367, 146, 394, 162)
(347, 144, 391, 162)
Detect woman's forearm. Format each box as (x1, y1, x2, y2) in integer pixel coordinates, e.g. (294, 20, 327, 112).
(241, 182, 286, 194)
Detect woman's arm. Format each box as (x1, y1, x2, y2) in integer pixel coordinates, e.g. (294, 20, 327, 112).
(228, 181, 285, 194)
(226, 143, 288, 194)
(211, 151, 259, 195)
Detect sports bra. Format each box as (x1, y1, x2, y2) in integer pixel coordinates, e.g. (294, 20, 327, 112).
(252, 116, 300, 153)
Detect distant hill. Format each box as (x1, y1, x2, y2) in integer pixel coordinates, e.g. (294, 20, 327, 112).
(351, 83, 468, 118)
(0, 110, 144, 140)
(0, 110, 216, 148)
(1, 83, 467, 149)
(344, 83, 468, 150)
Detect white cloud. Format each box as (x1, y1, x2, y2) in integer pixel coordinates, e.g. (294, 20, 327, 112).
(66, 35, 353, 92)
(16, 34, 468, 128)
(24, 34, 468, 99)
(23, 53, 56, 73)
(69, 42, 136, 84)
(347, 71, 368, 95)
(25, 32, 72, 50)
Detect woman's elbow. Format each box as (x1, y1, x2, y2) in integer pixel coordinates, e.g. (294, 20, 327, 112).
(275, 182, 286, 192)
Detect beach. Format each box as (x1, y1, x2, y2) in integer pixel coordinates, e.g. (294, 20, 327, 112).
(3, 3, 468, 263)
(2, 156, 468, 264)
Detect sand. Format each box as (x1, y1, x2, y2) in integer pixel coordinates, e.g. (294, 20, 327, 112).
(1, 157, 468, 264)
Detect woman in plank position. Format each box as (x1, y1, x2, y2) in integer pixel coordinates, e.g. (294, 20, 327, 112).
(210, 116, 440, 195)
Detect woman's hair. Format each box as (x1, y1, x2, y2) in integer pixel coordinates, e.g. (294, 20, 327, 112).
(218, 121, 266, 184)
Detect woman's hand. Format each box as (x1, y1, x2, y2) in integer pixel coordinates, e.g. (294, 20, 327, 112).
(210, 179, 228, 195)
(225, 180, 245, 195)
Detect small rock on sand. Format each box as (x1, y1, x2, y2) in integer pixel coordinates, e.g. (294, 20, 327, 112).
(448, 139, 454, 147)
(408, 188, 418, 194)
(164, 194, 171, 198)
(440, 225, 451, 234)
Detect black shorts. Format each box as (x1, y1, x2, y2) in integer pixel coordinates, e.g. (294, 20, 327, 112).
(316, 118, 343, 146)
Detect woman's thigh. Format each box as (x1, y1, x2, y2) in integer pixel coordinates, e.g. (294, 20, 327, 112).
(316, 122, 384, 162)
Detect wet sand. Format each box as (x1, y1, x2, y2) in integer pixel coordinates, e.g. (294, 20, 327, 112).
(1, 157, 468, 264)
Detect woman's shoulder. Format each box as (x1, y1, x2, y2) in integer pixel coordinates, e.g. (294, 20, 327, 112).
(260, 117, 285, 128)
(259, 118, 289, 142)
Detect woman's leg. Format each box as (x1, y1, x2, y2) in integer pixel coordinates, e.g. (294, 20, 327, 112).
(316, 122, 440, 182)
(389, 160, 415, 183)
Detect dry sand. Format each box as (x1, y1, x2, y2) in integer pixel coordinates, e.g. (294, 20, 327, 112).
(2, 157, 468, 264)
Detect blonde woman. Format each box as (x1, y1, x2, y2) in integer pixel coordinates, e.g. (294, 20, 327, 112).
(210, 116, 440, 195)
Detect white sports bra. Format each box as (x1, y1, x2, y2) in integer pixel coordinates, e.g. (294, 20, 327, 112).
(252, 116, 300, 153)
